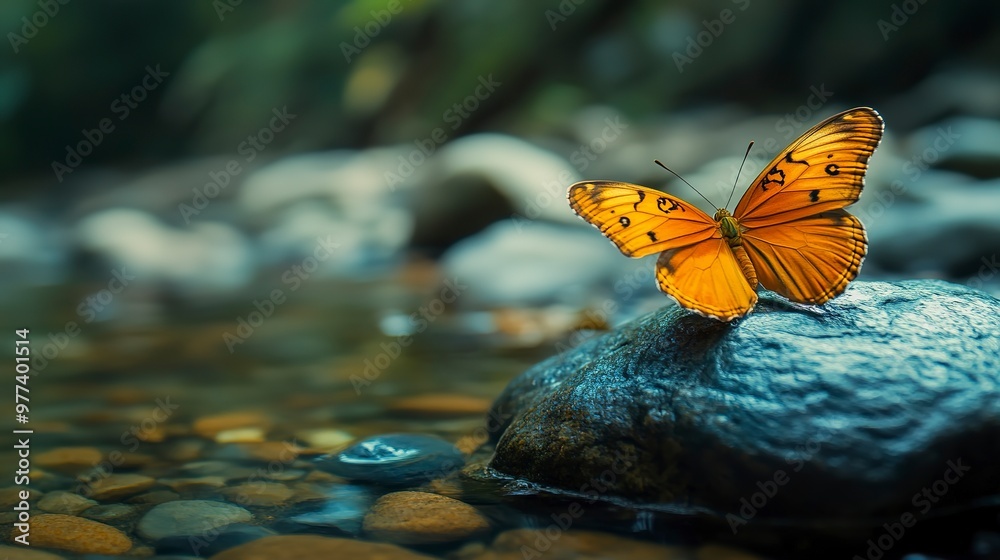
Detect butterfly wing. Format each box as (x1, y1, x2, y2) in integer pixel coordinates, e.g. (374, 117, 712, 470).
(567, 181, 717, 258)
(734, 107, 883, 228)
(656, 240, 759, 321)
(742, 210, 866, 304)
(568, 181, 756, 320)
(734, 107, 882, 304)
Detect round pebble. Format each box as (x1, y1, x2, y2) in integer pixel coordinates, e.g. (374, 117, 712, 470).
(0, 544, 66, 560)
(303, 469, 340, 482)
(193, 411, 270, 438)
(216, 427, 266, 443)
(180, 460, 256, 478)
(220, 482, 295, 506)
(262, 468, 307, 482)
(83, 503, 136, 523)
(165, 439, 207, 462)
(288, 482, 328, 503)
(240, 441, 302, 462)
(289, 484, 372, 535)
(36, 491, 97, 515)
(159, 476, 229, 491)
(314, 433, 464, 485)
(0, 486, 41, 507)
(32, 513, 132, 555)
(115, 452, 156, 468)
(85, 473, 156, 501)
(35, 447, 103, 473)
(387, 394, 493, 417)
(295, 428, 354, 450)
(363, 491, 491, 544)
(137, 499, 252, 541)
(210, 535, 436, 560)
(128, 489, 181, 504)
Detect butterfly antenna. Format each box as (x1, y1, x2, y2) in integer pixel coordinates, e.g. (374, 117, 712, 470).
(725, 141, 755, 210)
(653, 160, 717, 209)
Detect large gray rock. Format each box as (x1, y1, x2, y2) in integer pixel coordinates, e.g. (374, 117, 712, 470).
(488, 280, 1000, 526)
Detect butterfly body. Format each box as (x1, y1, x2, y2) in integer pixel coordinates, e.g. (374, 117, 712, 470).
(568, 107, 883, 322)
(715, 210, 742, 247)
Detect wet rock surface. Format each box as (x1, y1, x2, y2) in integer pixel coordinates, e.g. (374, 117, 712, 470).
(489, 280, 1000, 526)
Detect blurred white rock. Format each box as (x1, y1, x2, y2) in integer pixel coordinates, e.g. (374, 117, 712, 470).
(0, 208, 65, 286)
(905, 116, 1000, 173)
(441, 219, 650, 307)
(76, 208, 254, 292)
(239, 149, 412, 272)
(865, 171, 1000, 282)
(427, 133, 582, 225)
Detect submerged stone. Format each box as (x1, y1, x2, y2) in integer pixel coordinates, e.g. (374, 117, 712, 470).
(314, 433, 464, 486)
(488, 280, 1000, 526)
(136, 499, 252, 541)
(287, 484, 373, 536)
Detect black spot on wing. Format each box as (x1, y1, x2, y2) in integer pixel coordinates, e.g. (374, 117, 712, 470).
(656, 197, 685, 214)
(634, 190, 645, 211)
(785, 151, 809, 166)
(619, 216, 630, 228)
(647, 231, 657, 242)
(825, 163, 840, 176)
(809, 189, 819, 202)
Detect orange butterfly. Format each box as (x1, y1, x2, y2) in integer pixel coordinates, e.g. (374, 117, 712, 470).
(568, 107, 883, 321)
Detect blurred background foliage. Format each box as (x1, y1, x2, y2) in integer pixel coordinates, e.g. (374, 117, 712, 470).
(4, 0, 999, 181)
